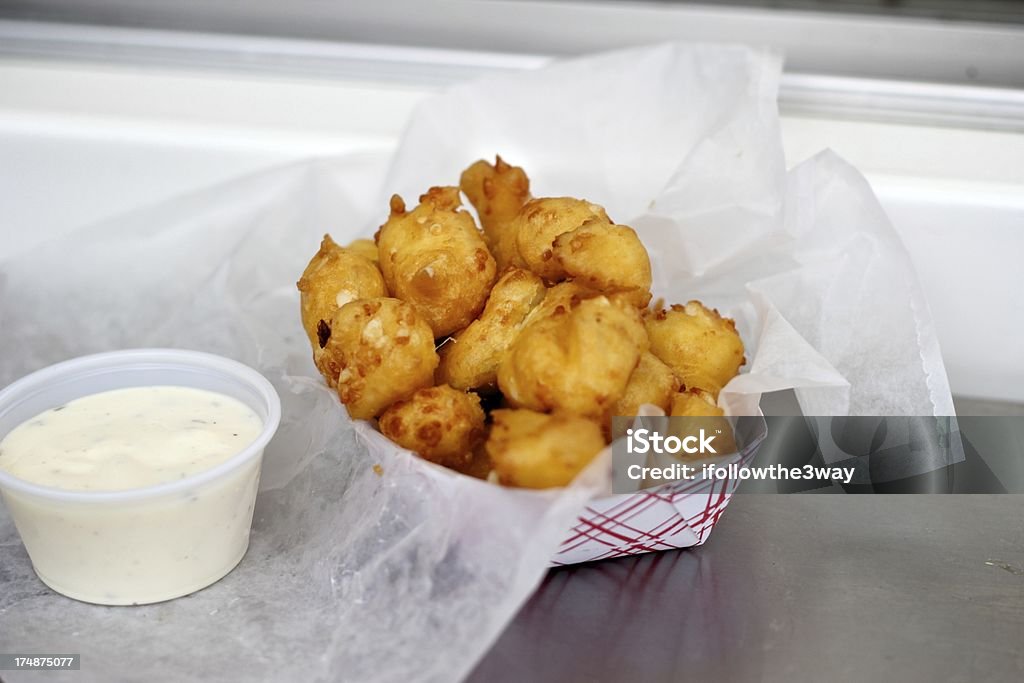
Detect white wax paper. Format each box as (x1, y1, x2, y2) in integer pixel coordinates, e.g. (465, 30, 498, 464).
(0, 42, 952, 682)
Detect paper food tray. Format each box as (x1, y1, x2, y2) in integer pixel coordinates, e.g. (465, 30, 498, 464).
(355, 411, 767, 567)
(552, 415, 767, 565)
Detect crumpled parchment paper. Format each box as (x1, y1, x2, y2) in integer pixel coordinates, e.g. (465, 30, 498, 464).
(0, 42, 952, 683)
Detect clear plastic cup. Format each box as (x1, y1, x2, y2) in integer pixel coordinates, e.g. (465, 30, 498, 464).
(0, 349, 281, 605)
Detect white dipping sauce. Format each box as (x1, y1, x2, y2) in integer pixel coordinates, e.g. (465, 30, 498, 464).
(0, 385, 266, 605)
(0, 386, 263, 491)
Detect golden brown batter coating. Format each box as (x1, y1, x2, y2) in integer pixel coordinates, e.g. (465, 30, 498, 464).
(379, 385, 486, 469)
(668, 388, 736, 455)
(345, 238, 379, 263)
(669, 387, 723, 417)
(486, 409, 606, 488)
(297, 235, 387, 350)
(497, 294, 648, 421)
(376, 187, 498, 338)
(459, 155, 531, 247)
(316, 297, 438, 420)
(437, 267, 547, 391)
(552, 218, 652, 307)
(504, 197, 609, 278)
(513, 280, 609, 335)
(646, 301, 745, 398)
(452, 445, 494, 480)
(614, 352, 679, 419)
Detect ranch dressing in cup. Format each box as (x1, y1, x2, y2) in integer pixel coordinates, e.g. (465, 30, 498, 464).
(0, 350, 280, 605)
(0, 386, 263, 491)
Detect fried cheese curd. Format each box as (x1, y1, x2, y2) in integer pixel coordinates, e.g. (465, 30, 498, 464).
(486, 409, 606, 488)
(316, 297, 438, 420)
(669, 388, 737, 456)
(345, 238, 379, 263)
(377, 187, 498, 338)
(437, 267, 547, 391)
(457, 446, 495, 480)
(497, 293, 648, 422)
(611, 352, 680, 440)
(670, 388, 723, 417)
(459, 158, 651, 305)
(298, 156, 751, 488)
(459, 155, 530, 247)
(517, 279, 616, 329)
(379, 385, 486, 469)
(552, 218, 652, 307)
(297, 234, 387, 350)
(508, 197, 609, 280)
(645, 301, 745, 398)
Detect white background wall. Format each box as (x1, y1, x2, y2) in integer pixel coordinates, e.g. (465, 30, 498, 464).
(2, 34, 1022, 403)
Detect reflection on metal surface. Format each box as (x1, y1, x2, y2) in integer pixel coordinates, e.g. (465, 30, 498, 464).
(4, 1, 1024, 87)
(747, 416, 1023, 493)
(2, 18, 1024, 130)
(613, 0, 1024, 25)
(470, 496, 1024, 683)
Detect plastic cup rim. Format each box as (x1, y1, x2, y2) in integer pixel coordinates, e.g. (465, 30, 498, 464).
(0, 348, 281, 504)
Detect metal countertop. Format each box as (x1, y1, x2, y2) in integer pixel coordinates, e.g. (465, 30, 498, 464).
(468, 496, 1024, 683)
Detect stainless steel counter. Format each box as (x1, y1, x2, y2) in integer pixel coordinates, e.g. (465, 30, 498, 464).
(468, 496, 1024, 683)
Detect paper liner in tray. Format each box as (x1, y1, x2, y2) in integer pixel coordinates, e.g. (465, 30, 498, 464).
(355, 413, 768, 567)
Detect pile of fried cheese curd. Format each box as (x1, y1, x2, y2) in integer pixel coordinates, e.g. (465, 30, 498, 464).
(297, 157, 745, 488)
